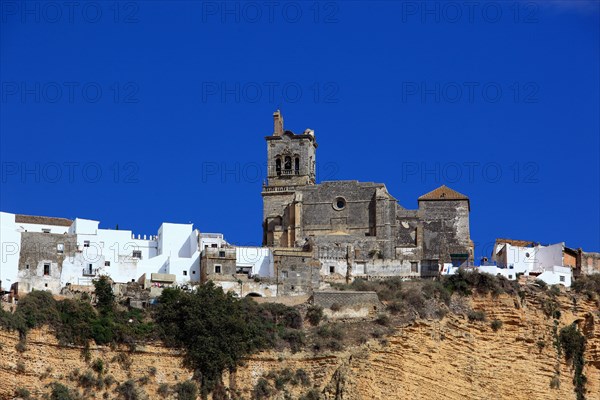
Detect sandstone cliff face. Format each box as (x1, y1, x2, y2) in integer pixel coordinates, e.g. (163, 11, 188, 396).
(1, 292, 598, 400)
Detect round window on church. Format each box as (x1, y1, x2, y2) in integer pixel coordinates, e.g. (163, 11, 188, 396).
(333, 197, 346, 211)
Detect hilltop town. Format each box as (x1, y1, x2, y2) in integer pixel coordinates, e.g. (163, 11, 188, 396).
(1, 111, 599, 305)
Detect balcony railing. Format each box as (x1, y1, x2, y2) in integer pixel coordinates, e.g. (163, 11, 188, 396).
(82, 268, 98, 277)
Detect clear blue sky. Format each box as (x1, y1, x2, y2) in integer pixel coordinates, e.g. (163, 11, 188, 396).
(1, 1, 599, 260)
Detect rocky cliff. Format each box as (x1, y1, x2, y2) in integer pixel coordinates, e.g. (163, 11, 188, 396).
(1, 291, 598, 399)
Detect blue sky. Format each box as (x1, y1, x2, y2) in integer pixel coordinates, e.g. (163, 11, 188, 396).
(1, 1, 599, 260)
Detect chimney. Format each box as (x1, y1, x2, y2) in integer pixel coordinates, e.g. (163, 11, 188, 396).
(273, 110, 284, 136)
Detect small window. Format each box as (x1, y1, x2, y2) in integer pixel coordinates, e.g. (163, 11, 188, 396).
(508, 275, 513, 279)
(211, 244, 218, 248)
(84, 240, 90, 247)
(525, 252, 530, 258)
(57, 243, 64, 254)
(282, 271, 288, 279)
(26, 264, 30, 270)
(132, 250, 142, 259)
(215, 265, 222, 274)
(192, 271, 196, 274)
(42, 228, 51, 234)
(329, 266, 335, 274)
(183, 271, 187, 276)
(410, 262, 418, 273)
(105, 261, 110, 267)
(560, 276, 565, 282)
(333, 197, 346, 211)
(219, 251, 226, 257)
(44, 264, 50, 275)
(45, 283, 48, 287)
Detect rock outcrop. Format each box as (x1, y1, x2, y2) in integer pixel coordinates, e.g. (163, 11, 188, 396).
(1, 291, 598, 399)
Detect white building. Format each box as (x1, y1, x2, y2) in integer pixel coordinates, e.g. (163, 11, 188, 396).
(479, 241, 572, 287)
(1, 211, 275, 296)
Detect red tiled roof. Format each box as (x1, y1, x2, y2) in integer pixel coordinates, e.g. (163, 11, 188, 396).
(495, 238, 538, 247)
(418, 185, 469, 201)
(15, 214, 73, 227)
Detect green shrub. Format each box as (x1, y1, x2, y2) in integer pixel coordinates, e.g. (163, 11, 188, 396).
(175, 381, 198, 400)
(330, 303, 341, 312)
(157, 383, 170, 397)
(281, 328, 305, 353)
(16, 361, 26, 373)
(559, 324, 586, 400)
(91, 358, 104, 374)
(93, 276, 115, 312)
(328, 339, 344, 351)
(300, 389, 321, 400)
(78, 370, 97, 389)
(535, 279, 548, 291)
(49, 382, 75, 400)
(103, 375, 116, 387)
(14, 387, 31, 399)
(422, 281, 451, 305)
(375, 314, 390, 326)
(306, 305, 324, 326)
(571, 274, 600, 299)
(0, 308, 26, 333)
(467, 310, 486, 322)
(536, 340, 546, 352)
(387, 300, 403, 314)
(295, 368, 311, 386)
(116, 380, 145, 400)
(148, 366, 157, 376)
(252, 378, 272, 399)
(15, 339, 26, 353)
(17, 290, 60, 331)
(490, 319, 503, 332)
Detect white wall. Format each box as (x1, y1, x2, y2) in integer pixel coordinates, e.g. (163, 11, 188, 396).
(538, 266, 572, 287)
(0, 212, 20, 291)
(236, 247, 273, 277)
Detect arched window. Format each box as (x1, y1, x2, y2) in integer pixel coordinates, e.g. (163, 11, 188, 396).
(284, 156, 292, 171)
(275, 158, 281, 176)
(294, 157, 300, 174)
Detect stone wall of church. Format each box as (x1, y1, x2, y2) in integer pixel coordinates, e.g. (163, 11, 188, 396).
(418, 200, 472, 262)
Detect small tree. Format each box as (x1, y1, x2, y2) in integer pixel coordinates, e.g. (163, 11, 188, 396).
(93, 276, 114, 313)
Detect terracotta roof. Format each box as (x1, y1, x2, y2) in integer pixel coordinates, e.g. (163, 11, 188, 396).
(495, 238, 538, 248)
(418, 185, 469, 201)
(15, 214, 73, 227)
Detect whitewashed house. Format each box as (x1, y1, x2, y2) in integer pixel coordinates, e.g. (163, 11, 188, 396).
(479, 240, 572, 287)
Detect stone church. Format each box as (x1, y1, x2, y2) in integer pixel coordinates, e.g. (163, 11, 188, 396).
(262, 111, 473, 293)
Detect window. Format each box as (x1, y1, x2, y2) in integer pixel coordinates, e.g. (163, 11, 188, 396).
(42, 228, 51, 234)
(508, 275, 513, 279)
(183, 271, 187, 276)
(192, 271, 196, 274)
(284, 156, 292, 170)
(282, 271, 288, 279)
(83, 240, 90, 248)
(132, 250, 142, 259)
(219, 250, 225, 257)
(329, 266, 335, 274)
(214, 265, 222, 274)
(44, 264, 50, 275)
(333, 197, 346, 211)
(26, 264, 30, 270)
(105, 261, 110, 267)
(57, 243, 64, 254)
(410, 262, 418, 273)
(560, 275, 565, 282)
(294, 157, 300, 174)
(211, 244, 218, 248)
(276, 158, 281, 176)
(45, 283, 48, 287)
